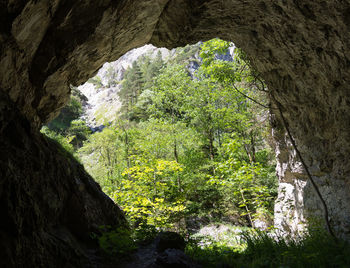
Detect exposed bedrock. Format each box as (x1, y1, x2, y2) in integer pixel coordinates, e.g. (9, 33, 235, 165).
(1, 0, 350, 266)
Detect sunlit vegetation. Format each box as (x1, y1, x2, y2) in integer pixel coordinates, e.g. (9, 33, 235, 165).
(185, 228, 350, 267)
(43, 39, 290, 264)
(76, 39, 276, 231)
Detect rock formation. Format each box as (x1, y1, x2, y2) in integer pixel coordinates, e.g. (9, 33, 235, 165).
(79, 44, 171, 127)
(0, 90, 126, 267)
(77, 42, 230, 127)
(2, 0, 350, 266)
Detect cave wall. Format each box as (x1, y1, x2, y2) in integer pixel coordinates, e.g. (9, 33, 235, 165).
(2, 0, 350, 266)
(0, 90, 127, 267)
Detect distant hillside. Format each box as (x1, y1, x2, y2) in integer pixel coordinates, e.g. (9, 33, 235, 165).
(78, 45, 174, 127)
(77, 42, 234, 127)
(47, 42, 234, 131)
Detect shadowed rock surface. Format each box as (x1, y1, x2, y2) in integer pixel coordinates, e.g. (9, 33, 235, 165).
(0, 90, 127, 267)
(2, 0, 350, 266)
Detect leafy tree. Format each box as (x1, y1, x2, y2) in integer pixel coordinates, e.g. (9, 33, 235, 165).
(113, 158, 186, 230)
(141, 51, 164, 89)
(74, 39, 277, 231)
(78, 127, 124, 193)
(209, 139, 275, 226)
(172, 43, 202, 64)
(150, 64, 192, 123)
(66, 119, 91, 149)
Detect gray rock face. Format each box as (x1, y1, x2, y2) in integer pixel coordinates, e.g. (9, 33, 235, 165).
(78, 42, 233, 127)
(78, 44, 172, 127)
(2, 0, 350, 265)
(272, 113, 350, 238)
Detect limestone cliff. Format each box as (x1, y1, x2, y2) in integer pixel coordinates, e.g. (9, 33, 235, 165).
(79, 44, 172, 127)
(2, 0, 350, 266)
(77, 42, 232, 127)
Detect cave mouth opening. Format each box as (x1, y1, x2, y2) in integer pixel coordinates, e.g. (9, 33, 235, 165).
(42, 38, 277, 239)
(6, 1, 350, 267)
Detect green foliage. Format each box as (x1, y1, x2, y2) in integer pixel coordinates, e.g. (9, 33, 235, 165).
(243, 230, 350, 267)
(42, 42, 278, 263)
(88, 75, 103, 88)
(209, 139, 276, 224)
(47, 86, 87, 135)
(44, 39, 336, 267)
(78, 126, 126, 194)
(76, 39, 277, 229)
(66, 119, 92, 149)
(105, 66, 119, 87)
(186, 229, 350, 268)
(113, 158, 186, 230)
(150, 63, 192, 122)
(40, 126, 75, 157)
(37, 39, 275, 244)
(186, 239, 241, 268)
(141, 52, 164, 88)
(119, 54, 164, 121)
(97, 226, 137, 256)
(41, 87, 89, 158)
(199, 38, 231, 67)
(172, 43, 202, 64)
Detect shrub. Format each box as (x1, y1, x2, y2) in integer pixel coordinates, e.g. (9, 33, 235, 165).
(98, 226, 137, 256)
(186, 229, 350, 268)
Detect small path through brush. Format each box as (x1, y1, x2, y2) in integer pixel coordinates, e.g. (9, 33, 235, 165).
(121, 241, 158, 268)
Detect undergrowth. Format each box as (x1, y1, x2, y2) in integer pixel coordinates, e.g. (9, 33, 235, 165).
(95, 223, 350, 267)
(96, 226, 137, 257)
(185, 229, 350, 268)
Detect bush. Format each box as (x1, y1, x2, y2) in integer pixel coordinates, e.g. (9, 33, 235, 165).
(186, 229, 350, 268)
(185, 237, 241, 268)
(98, 226, 137, 256)
(40, 126, 75, 157)
(242, 230, 350, 267)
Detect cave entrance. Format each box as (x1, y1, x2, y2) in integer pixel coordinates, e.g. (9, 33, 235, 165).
(6, 1, 350, 266)
(43, 39, 277, 238)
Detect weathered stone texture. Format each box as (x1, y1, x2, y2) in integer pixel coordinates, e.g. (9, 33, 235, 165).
(2, 0, 350, 266)
(0, 91, 126, 267)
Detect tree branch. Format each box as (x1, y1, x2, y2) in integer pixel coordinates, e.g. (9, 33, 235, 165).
(230, 83, 269, 109)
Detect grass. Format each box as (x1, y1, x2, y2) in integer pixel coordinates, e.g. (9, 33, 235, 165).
(185, 228, 350, 267)
(95, 223, 350, 267)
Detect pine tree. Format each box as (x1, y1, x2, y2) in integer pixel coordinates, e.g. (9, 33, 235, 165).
(119, 61, 145, 119)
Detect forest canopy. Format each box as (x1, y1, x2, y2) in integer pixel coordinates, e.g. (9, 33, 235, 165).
(43, 39, 277, 235)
